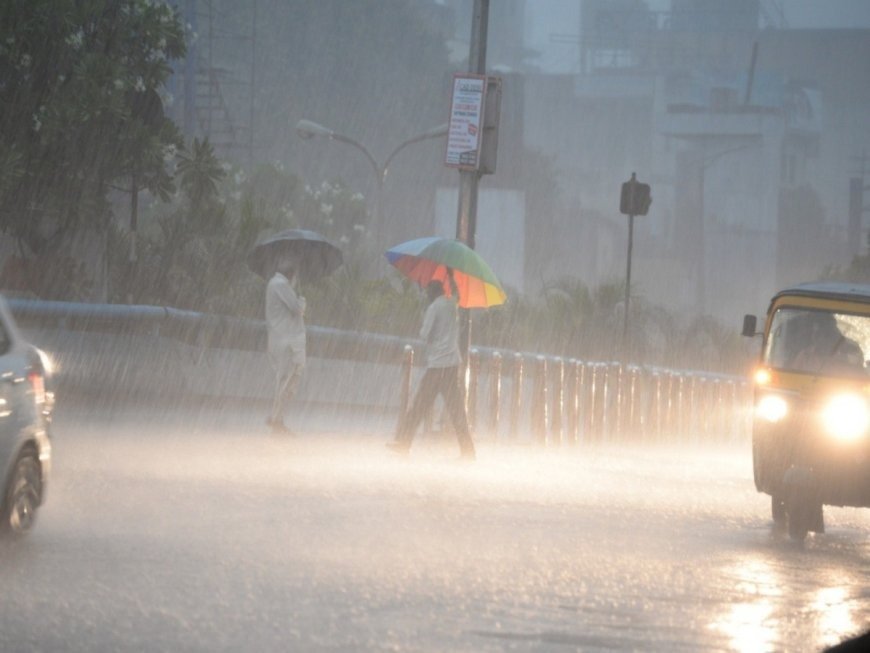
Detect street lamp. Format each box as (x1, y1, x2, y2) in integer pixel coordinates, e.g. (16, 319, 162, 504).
(295, 119, 448, 244)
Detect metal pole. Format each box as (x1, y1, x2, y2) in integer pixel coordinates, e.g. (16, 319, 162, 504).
(248, 0, 257, 166)
(697, 164, 706, 313)
(127, 170, 138, 304)
(374, 173, 384, 249)
(489, 351, 502, 438)
(400, 344, 414, 417)
(183, 0, 197, 137)
(622, 212, 634, 356)
(456, 0, 488, 359)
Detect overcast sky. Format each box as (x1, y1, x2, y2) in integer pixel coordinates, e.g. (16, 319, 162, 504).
(527, 0, 870, 73)
(639, 0, 870, 27)
(780, 0, 870, 27)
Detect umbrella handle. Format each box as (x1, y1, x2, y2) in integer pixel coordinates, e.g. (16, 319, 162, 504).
(446, 267, 459, 299)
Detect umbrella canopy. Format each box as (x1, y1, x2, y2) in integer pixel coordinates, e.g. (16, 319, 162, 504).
(385, 237, 507, 308)
(247, 229, 343, 282)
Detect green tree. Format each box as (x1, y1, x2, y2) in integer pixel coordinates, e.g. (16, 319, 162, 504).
(0, 0, 185, 297)
(177, 137, 225, 218)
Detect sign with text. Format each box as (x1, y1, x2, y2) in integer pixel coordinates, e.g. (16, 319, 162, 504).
(445, 74, 487, 170)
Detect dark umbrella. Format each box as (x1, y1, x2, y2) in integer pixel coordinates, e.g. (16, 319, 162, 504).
(247, 229, 343, 282)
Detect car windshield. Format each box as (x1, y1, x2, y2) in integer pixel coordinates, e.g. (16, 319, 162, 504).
(764, 306, 870, 376)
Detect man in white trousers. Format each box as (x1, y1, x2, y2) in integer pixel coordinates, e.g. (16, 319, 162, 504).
(265, 259, 306, 434)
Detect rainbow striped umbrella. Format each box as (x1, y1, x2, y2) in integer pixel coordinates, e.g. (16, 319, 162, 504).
(385, 237, 507, 308)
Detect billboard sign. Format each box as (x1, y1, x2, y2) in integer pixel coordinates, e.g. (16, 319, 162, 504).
(445, 74, 487, 170)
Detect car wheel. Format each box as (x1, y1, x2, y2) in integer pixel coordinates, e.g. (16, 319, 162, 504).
(2, 453, 41, 537)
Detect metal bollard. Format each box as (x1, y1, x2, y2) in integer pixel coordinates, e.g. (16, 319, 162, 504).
(627, 365, 640, 439)
(589, 363, 604, 442)
(509, 353, 524, 440)
(467, 348, 480, 434)
(649, 372, 664, 442)
(666, 372, 679, 441)
(576, 361, 588, 443)
(640, 367, 652, 439)
(550, 357, 564, 446)
(488, 351, 502, 439)
(691, 375, 703, 441)
(400, 344, 414, 418)
(712, 378, 724, 440)
(705, 377, 716, 439)
(612, 363, 625, 440)
(697, 376, 708, 439)
(565, 359, 579, 445)
(676, 374, 688, 440)
(531, 355, 548, 445)
(604, 362, 621, 441)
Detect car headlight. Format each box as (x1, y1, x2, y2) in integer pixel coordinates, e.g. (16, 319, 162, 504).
(757, 394, 788, 422)
(822, 394, 870, 442)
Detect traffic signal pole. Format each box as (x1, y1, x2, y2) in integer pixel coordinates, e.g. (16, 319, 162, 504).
(623, 211, 635, 354)
(619, 172, 652, 360)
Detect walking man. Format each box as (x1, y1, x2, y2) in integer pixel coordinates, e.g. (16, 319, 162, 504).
(265, 259, 306, 434)
(388, 279, 476, 460)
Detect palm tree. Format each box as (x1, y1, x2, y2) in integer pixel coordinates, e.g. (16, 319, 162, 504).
(176, 137, 225, 214)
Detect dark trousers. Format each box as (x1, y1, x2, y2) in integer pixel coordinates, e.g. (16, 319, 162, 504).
(395, 366, 475, 455)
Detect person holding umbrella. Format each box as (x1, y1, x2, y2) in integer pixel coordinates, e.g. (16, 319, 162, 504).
(387, 273, 476, 461)
(265, 259, 307, 435)
(248, 229, 343, 435)
(384, 237, 507, 461)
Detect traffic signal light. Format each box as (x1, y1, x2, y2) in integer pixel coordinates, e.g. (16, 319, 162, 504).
(620, 174, 652, 216)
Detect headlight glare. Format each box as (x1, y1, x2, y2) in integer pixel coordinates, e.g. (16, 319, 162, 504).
(757, 395, 788, 422)
(822, 394, 870, 442)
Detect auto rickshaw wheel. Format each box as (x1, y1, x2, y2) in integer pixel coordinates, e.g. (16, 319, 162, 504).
(771, 495, 787, 527)
(786, 486, 811, 542)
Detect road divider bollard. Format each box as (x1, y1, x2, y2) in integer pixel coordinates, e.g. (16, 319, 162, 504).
(400, 344, 414, 418)
(489, 352, 502, 439)
(566, 359, 580, 444)
(467, 348, 480, 433)
(551, 357, 564, 446)
(531, 355, 548, 445)
(510, 353, 524, 440)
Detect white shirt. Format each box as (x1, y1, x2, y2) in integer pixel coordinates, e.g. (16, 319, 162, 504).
(265, 273, 306, 356)
(420, 295, 461, 368)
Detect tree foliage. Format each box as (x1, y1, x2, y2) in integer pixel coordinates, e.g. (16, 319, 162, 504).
(0, 0, 185, 292)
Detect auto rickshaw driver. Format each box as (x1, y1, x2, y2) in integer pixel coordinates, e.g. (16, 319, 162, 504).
(790, 312, 865, 376)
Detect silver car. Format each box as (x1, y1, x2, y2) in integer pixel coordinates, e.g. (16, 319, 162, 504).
(0, 296, 52, 537)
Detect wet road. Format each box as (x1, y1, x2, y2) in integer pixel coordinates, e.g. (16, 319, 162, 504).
(1, 404, 868, 652)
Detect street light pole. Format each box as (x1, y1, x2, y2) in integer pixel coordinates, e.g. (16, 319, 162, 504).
(295, 119, 447, 246)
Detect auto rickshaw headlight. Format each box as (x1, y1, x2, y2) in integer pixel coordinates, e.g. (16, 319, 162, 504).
(822, 394, 870, 442)
(757, 395, 788, 422)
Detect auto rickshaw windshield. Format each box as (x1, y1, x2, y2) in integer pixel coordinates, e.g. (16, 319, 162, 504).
(764, 307, 870, 376)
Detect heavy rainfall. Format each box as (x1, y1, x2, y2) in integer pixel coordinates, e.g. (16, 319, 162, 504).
(1, 0, 870, 651)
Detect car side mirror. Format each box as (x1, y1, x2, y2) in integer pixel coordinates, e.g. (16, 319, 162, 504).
(741, 314, 757, 337)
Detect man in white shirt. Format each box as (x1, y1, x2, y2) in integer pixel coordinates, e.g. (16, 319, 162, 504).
(388, 279, 476, 460)
(265, 259, 306, 434)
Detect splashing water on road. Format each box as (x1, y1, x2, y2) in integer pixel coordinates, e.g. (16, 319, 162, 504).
(1, 404, 869, 652)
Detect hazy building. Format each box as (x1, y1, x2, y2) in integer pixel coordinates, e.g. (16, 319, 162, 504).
(515, 0, 870, 323)
(163, 0, 870, 325)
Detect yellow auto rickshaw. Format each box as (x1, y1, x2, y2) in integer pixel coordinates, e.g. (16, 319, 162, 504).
(743, 282, 870, 541)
